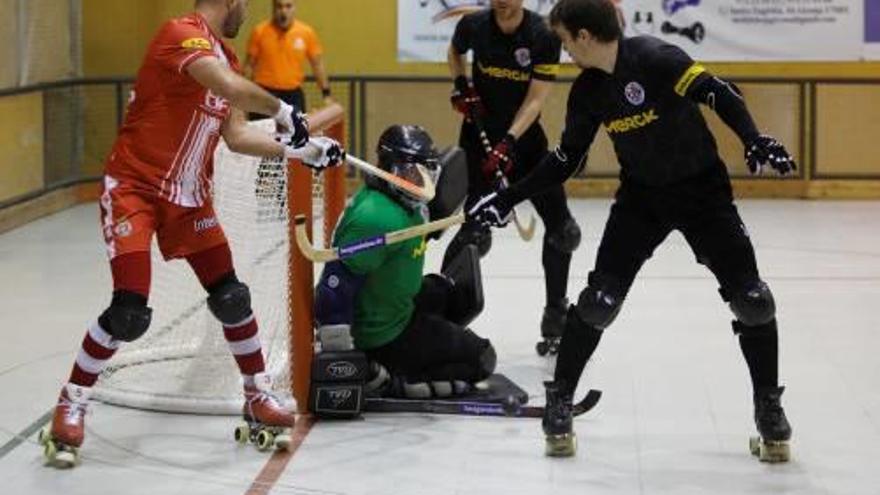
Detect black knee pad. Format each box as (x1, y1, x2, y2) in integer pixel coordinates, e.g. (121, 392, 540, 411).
(572, 284, 623, 331)
(100, 290, 152, 342)
(727, 281, 776, 327)
(546, 217, 582, 254)
(477, 343, 497, 380)
(207, 274, 252, 325)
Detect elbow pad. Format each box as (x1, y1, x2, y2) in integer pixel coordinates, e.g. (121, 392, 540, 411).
(689, 76, 759, 143)
(315, 261, 366, 327)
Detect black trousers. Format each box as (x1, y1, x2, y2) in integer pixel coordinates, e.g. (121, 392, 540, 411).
(593, 164, 760, 298)
(247, 86, 306, 121)
(444, 123, 575, 305)
(366, 306, 492, 384)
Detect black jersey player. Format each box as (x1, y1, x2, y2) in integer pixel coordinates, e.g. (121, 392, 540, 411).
(468, 0, 794, 461)
(446, 0, 582, 356)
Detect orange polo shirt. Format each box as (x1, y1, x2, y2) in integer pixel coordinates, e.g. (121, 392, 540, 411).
(246, 19, 323, 91)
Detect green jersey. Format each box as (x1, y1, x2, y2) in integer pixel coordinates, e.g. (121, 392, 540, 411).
(334, 187, 427, 350)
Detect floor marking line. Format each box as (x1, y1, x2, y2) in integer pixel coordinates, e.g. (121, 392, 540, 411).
(245, 415, 316, 495)
(0, 409, 52, 459)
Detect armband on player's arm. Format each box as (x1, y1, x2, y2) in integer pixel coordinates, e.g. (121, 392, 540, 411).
(687, 73, 760, 144)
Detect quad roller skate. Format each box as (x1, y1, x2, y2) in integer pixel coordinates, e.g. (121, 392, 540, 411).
(748, 386, 792, 463)
(39, 383, 91, 468)
(536, 299, 567, 357)
(542, 381, 576, 457)
(234, 373, 294, 452)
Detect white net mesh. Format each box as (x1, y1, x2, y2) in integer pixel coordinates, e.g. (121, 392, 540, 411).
(93, 120, 325, 415)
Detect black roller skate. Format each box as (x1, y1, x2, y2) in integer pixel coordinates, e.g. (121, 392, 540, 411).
(749, 386, 792, 463)
(536, 299, 567, 357)
(542, 380, 576, 457)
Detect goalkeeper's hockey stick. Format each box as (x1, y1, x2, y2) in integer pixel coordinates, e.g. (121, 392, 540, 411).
(347, 154, 436, 202)
(294, 212, 464, 263)
(364, 388, 602, 419)
(285, 140, 436, 203)
(470, 119, 537, 242)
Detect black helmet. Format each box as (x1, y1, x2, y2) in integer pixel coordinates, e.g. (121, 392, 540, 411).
(367, 125, 441, 210)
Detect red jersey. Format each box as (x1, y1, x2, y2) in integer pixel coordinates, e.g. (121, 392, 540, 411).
(106, 13, 241, 207)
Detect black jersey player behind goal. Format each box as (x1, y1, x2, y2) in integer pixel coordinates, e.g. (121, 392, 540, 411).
(447, 0, 581, 356)
(468, 0, 795, 461)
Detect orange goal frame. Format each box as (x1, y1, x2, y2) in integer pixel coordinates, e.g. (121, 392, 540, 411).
(287, 103, 347, 413)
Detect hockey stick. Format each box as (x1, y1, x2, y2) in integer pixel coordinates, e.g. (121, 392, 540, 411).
(285, 140, 436, 202)
(364, 388, 602, 419)
(294, 212, 465, 263)
(469, 119, 537, 241)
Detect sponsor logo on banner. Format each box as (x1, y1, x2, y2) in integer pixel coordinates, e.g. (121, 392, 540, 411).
(624, 82, 646, 106)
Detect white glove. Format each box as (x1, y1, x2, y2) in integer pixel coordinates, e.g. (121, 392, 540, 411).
(285, 137, 346, 170)
(273, 101, 309, 148)
(317, 324, 354, 352)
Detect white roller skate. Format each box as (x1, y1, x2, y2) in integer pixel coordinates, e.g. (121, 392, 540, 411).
(234, 372, 295, 452)
(39, 383, 91, 468)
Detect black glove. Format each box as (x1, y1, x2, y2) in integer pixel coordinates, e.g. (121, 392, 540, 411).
(745, 134, 796, 176)
(450, 76, 484, 122)
(274, 101, 310, 148)
(482, 133, 516, 181)
(466, 190, 513, 228)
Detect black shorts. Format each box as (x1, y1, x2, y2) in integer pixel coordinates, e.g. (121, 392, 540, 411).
(248, 86, 306, 121)
(592, 164, 761, 298)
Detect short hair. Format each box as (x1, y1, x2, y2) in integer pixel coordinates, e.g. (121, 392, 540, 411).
(548, 0, 622, 43)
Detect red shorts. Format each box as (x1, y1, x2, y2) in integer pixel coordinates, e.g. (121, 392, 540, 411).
(98, 175, 228, 261)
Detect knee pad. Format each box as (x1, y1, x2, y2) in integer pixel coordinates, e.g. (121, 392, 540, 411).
(546, 217, 582, 254)
(572, 284, 623, 331)
(727, 281, 776, 327)
(207, 274, 252, 325)
(477, 343, 497, 380)
(101, 291, 152, 342)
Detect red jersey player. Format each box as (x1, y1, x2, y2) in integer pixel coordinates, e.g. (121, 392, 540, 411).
(39, 0, 343, 468)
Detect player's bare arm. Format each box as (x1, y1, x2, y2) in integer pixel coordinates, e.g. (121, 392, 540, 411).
(309, 54, 333, 104)
(222, 108, 285, 157)
(188, 56, 280, 117)
(507, 79, 553, 139)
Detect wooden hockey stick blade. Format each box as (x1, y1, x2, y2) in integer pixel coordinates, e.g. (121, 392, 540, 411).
(294, 212, 465, 263)
(346, 155, 436, 202)
(512, 206, 537, 241)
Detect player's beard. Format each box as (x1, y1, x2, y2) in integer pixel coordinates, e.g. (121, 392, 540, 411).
(222, 3, 246, 38)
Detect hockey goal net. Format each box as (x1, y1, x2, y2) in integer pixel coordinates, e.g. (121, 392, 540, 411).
(93, 104, 346, 415)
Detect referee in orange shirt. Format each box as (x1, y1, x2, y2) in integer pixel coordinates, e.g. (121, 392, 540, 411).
(245, 0, 331, 118)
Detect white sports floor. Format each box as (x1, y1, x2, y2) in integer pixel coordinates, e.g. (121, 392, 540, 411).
(1, 198, 879, 495)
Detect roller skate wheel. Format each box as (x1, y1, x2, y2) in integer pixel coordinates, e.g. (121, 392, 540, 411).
(275, 433, 292, 451)
(758, 440, 790, 463)
(43, 441, 77, 469)
(536, 341, 550, 356)
(234, 424, 250, 444)
(38, 426, 49, 445)
(749, 436, 760, 456)
(255, 430, 275, 451)
(545, 433, 577, 458)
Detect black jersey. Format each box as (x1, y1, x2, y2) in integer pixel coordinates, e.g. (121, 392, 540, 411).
(560, 36, 720, 187)
(452, 9, 561, 136)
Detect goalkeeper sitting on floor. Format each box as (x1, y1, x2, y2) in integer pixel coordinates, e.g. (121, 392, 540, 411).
(314, 124, 496, 400)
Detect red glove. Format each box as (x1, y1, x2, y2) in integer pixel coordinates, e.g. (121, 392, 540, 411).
(481, 133, 516, 181)
(450, 76, 484, 122)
